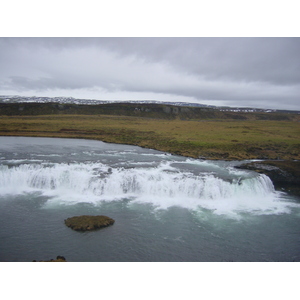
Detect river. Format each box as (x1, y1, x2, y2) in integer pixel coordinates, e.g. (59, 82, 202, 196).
(0, 136, 299, 261)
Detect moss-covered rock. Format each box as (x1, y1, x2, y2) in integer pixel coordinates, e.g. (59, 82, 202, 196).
(64, 215, 115, 231)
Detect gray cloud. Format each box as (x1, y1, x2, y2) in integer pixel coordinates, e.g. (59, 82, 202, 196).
(68, 37, 299, 84)
(0, 37, 299, 110)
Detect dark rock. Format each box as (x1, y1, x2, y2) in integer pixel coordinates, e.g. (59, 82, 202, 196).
(56, 255, 66, 261)
(33, 256, 67, 262)
(64, 215, 115, 231)
(236, 160, 300, 196)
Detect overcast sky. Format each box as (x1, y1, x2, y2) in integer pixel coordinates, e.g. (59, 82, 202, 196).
(0, 37, 299, 110)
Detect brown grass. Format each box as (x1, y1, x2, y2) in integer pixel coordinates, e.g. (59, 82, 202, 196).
(0, 114, 299, 160)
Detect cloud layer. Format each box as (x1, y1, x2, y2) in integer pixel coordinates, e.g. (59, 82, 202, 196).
(0, 37, 299, 110)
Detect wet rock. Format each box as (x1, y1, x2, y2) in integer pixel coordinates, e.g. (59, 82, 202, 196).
(64, 215, 115, 231)
(56, 255, 66, 261)
(33, 255, 67, 262)
(236, 160, 300, 196)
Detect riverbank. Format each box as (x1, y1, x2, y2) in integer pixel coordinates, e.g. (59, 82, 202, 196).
(0, 114, 299, 160)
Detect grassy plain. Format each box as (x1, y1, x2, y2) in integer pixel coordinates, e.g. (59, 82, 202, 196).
(0, 114, 299, 160)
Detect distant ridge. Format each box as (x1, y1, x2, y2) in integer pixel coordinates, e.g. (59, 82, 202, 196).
(0, 95, 213, 108)
(0, 95, 299, 114)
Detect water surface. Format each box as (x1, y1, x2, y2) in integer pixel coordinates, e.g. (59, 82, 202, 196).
(0, 136, 299, 261)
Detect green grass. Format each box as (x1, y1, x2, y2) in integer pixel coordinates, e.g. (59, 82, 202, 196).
(0, 114, 299, 160)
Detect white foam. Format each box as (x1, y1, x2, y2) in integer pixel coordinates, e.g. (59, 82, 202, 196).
(4, 159, 44, 164)
(0, 161, 295, 216)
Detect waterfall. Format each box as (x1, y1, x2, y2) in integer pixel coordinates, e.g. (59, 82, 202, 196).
(0, 161, 284, 214)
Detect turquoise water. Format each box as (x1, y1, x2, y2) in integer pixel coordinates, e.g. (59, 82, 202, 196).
(0, 136, 299, 261)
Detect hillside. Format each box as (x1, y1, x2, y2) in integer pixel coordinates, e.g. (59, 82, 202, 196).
(0, 102, 299, 121)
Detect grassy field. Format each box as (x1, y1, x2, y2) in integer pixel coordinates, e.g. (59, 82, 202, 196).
(0, 114, 299, 160)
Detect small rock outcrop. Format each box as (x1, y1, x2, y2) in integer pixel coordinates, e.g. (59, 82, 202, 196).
(33, 255, 67, 262)
(64, 215, 115, 231)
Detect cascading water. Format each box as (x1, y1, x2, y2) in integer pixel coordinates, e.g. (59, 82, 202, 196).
(1, 137, 300, 262)
(0, 160, 285, 214)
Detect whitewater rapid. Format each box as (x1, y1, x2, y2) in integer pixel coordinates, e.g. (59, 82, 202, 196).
(0, 159, 289, 215)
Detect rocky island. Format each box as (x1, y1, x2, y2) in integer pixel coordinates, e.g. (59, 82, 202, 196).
(64, 215, 115, 231)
